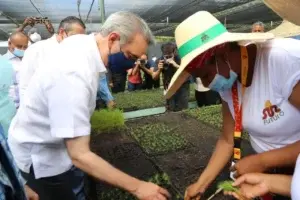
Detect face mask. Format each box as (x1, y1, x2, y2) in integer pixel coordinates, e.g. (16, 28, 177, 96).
(13, 48, 25, 58)
(208, 60, 238, 92)
(108, 50, 136, 74)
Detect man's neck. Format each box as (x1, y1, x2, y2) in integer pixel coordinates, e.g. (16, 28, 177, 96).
(95, 33, 109, 67)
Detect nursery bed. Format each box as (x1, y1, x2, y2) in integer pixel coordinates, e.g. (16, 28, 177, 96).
(88, 110, 255, 199)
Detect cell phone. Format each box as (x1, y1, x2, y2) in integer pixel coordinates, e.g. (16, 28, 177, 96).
(34, 17, 48, 24)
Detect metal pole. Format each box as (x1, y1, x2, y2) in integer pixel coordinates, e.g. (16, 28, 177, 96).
(99, 0, 105, 23)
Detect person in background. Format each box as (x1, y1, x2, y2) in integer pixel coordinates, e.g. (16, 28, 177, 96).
(0, 55, 38, 200)
(154, 42, 190, 111)
(252, 21, 265, 33)
(165, 11, 300, 200)
(8, 11, 169, 200)
(19, 16, 86, 101)
(27, 28, 42, 44)
(111, 71, 128, 93)
(3, 32, 29, 109)
(194, 77, 220, 107)
(139, 54, 157, 90)
(96, 74, 116, 109)
(127, 55, 144, 91)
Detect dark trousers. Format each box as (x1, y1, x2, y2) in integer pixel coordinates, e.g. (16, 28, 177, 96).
(128, 82, 143, 91)
(21, 166, 85, 200)
(167, 82, 190, 111)
(195, 90, 221, 107)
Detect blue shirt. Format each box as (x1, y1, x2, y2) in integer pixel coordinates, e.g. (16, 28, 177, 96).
(0, 55, 16, 137)
(97, 75, 114, 103)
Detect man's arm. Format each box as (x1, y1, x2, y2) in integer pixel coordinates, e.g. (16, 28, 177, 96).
(65, 136, 141, 193)
(16, 17, 34, 32)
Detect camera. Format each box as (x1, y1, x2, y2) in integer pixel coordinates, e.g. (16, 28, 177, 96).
(163, 60, 169, 70)
(140, 59, 146, 65)
(33, 17, 49, 24)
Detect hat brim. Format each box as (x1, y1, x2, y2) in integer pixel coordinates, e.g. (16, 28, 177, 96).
(264, 0, 300, 26)
(165, 31, 274, 99)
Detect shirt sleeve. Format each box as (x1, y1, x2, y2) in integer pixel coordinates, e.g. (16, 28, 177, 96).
(46, 71, 91, 138)
(268, 46, 300, 100)
(19, 46, 39, 102)
(98, 75, 114, 103)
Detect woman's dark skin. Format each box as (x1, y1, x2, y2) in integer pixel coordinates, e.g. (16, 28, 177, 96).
(185, 42, 300, 200)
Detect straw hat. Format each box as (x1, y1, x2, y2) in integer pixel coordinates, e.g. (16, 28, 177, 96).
(264, 0, 300, 26)
(268, 20, 300, 38)
(165, 11, 274, 99)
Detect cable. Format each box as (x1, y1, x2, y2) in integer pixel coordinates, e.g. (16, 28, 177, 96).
(77, 0, 82, 20)
(85, 0, 95, 23)
(29, 0, 44, 17)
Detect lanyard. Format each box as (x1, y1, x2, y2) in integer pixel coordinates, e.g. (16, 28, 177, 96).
(232, 46, 248, 161)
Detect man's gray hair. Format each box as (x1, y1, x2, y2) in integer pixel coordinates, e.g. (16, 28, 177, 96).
(100, 11, 155, 45)
(252, 21, 265, 28)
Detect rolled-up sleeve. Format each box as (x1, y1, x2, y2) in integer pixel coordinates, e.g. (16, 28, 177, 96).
(46, 72, 91, 138)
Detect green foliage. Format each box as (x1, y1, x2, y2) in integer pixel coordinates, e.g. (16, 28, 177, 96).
(130, 123, 188, 155)
(185, 105, 223, 129)
(185, 105, 249, 140)
(114, 87, 196, 111)
(217, 180, 239, 192)
(99, 173, 182, 200)
(90, 109, 125, 133)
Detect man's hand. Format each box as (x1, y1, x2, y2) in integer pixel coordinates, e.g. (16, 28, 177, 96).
(109, 82, 114, 88)
(107, 100, 116, 109)
(158, 60, 164, 70)
(184, 181, 206, 200)
(23, 17, 35, 27)
(224, 173, 271, 199)
(44, 19, 54, 34)
(132, 181, 170, 200)
(25, 185, 39, 200)
(230, 155, 267, 178)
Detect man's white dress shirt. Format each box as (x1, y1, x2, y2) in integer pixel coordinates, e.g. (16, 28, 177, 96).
(19, 34, 59, 101)
(8, 34, 106, 179)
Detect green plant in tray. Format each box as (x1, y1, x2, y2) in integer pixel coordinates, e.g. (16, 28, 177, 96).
(130, 123, 188, 155)
(98, 173, 182, 200)
(90, 109, 125, 133)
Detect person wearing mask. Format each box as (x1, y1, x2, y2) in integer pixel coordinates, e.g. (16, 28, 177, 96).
(8, 11, 170, 200)
(127, 55, 144, 91)
(154, 42, 190, 111)
(0, 55, 38, 200)
(221, 1, 300, 199)
(3, 32, 29, 109)
(251, 21, 265, 33)
(19, 16, 86, 101)
(165, 11, 300, 200)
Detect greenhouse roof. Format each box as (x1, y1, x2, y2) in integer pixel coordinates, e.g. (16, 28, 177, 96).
(0, 0, 282, 40)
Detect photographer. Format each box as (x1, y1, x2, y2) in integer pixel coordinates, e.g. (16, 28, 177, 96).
(127, 55, 145, 91)
(153, 42, 190, 111)
(136, 54, 156, 90)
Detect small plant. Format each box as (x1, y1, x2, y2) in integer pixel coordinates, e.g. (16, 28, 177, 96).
(90, 109, 125, 133)
(218, 180, 238, 192)
(98, 173, 182, 200)
(130, 123, 188, 155)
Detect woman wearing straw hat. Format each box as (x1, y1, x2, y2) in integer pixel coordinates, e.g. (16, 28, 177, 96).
(165, 9, 300, 200)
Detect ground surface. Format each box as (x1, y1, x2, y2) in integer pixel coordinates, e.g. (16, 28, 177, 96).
(88, 111, 254, 200)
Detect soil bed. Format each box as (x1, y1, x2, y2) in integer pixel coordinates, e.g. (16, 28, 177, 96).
(88, 112, 254, 199)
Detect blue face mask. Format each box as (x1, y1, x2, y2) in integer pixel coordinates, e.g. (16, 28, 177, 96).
(13, 48, 25, 58)
(108, 52, 136, 74)
(208, 61, 238, 92)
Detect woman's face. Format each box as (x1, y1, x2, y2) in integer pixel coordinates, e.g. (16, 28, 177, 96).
(193, 44, 240, 88)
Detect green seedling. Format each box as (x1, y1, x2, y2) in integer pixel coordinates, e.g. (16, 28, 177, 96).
(90, 109, 125, 133)
(218, 180, 239, 192)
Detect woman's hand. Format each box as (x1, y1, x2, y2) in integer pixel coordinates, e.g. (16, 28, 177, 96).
(224, 173, 270, 199)
(231, 155, 267, 178)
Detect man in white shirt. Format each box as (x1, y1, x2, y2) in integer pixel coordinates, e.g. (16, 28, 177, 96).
(3, 32, 29, 109)
(19, 16, 86, 101)
(8, 11, 170, 200)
